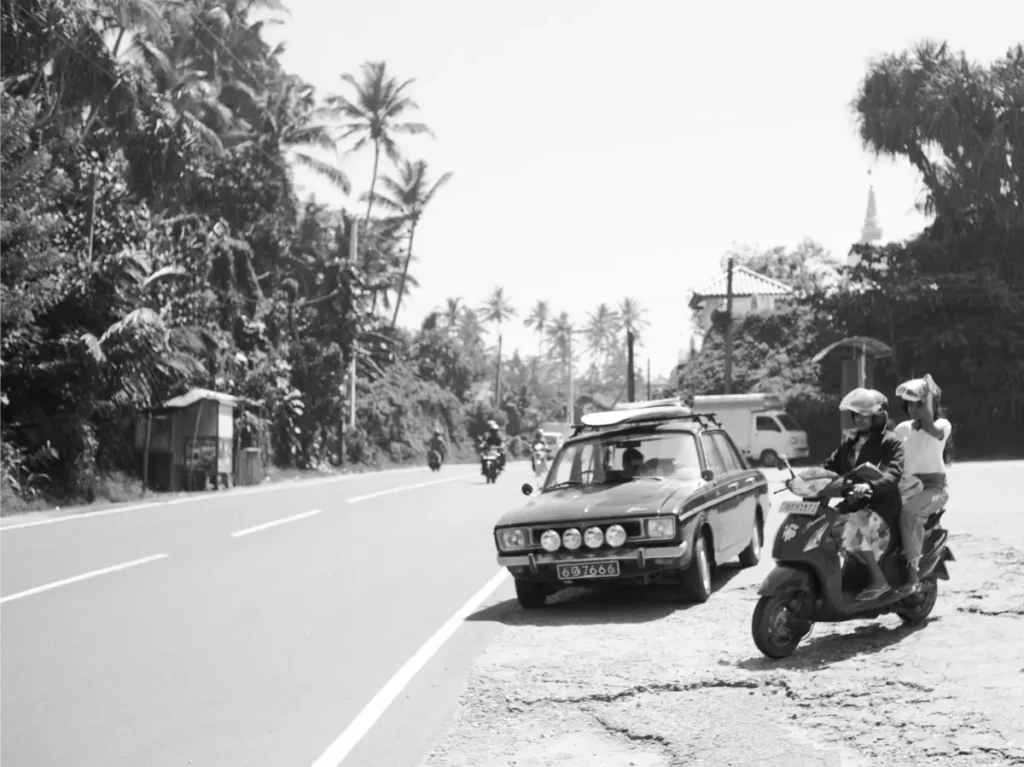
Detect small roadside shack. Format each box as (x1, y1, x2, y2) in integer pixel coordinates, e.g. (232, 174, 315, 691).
(135, 388, 240, 492)
(813, 335, 894, 434)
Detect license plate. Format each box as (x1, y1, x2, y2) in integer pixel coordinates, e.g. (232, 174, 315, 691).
(556, 561, 621, 580)
(780, 501, 819, 516)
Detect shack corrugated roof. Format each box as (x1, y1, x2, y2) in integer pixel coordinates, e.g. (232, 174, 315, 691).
(162, 388, 240, 409)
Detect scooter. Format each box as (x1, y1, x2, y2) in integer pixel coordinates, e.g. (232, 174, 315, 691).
(427, 449, 443, 472)
(531, 442, 549, 479)
(751, 456, 955, 659)
(482, 447, 502, 484)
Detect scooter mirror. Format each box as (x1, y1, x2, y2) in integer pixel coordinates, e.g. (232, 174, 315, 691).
(521, 483, 534, 496)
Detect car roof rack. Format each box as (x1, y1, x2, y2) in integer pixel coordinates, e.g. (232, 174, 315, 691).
(569, 405, 722, 437)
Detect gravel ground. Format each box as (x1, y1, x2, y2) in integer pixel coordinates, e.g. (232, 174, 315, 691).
(420, 463, 1024, 767)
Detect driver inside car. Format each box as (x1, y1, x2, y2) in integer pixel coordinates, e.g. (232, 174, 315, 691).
(621, 447, 645, 479)
(811, 388, 906, 602)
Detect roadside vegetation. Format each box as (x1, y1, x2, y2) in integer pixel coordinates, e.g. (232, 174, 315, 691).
(2, 0, 1020, 513)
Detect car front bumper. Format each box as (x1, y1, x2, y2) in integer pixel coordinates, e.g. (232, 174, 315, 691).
(497, 542, 689, 577)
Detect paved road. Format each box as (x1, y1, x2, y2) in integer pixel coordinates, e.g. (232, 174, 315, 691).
(1, 462, 537, 767)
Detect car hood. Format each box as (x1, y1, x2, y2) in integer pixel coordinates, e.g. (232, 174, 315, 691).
(496, 479, 699, 527)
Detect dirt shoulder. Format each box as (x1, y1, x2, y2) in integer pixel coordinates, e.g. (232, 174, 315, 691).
(421, 466, 1024, 767)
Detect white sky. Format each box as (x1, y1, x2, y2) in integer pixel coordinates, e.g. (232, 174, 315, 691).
(262, 0, 1023, 380)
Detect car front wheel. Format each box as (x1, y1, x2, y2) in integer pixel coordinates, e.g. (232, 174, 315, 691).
(681, 534, 713, 603)
(514, 579, 548, 609)
(738, 515, 763, 568)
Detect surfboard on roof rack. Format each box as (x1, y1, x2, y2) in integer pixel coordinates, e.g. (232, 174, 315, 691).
(579, 404, 694, 429)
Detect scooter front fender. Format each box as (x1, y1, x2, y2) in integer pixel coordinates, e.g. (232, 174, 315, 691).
(757, 565, 817, 597)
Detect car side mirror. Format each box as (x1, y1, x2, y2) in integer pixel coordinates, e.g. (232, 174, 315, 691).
(700, 469, 714, 482)
(521, 483, 534, 496)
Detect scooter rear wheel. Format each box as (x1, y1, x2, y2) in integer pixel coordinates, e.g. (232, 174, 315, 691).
(896, 576, 938, 623)
(752, 592, 811, 659)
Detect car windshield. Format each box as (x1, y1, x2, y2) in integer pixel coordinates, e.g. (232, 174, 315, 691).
(777, 414, 801, 431)
(543, 431, 701, 490)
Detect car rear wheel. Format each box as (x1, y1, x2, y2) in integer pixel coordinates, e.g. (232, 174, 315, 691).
(681, 533, 713, 603)
(515, 579, 547, 609)
(738, 514, 763, 568)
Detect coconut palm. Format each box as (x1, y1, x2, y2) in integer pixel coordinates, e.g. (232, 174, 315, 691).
(441, 297, 463, 334)
(523, 299, 551, 359)
(323, 61, 433, 227)
(480, 286, 517, 403)
(545, 312, 576, 370)
(363, 158, 453, 327)
(619, 297, 649, 346)
(585, 303, 621, 371)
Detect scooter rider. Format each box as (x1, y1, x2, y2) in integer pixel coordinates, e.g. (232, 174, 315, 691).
(480, 420, 506, 475)
(428, 428, 447, 463)
(809, 388, 906, 601)
(530, 429, 547, 473)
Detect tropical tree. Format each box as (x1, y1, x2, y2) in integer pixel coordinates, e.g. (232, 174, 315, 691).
(323, 60, 432, 226)
(364, 158, 453, 326)
(584, 302, 621, 372)
(523, 299, 551, 359)
(618, 297, 649, 346)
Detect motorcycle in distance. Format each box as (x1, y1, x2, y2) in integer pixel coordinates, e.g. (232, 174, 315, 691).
(481, 447, 503, 484)
(531, 441, 549, 479)
(751, 455, 955, 660)
(427, 449, 443, 472)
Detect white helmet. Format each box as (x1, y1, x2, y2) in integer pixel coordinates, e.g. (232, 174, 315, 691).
(896, 375, 939, 403)
(839, 387, 888, 417)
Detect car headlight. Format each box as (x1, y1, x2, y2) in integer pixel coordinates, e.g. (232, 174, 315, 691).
(605, 524, 627, 547)
(540, 530, 561, 552)
(562, 528, 582, 550)
(497, 528, 528, 551)
(584, 526, 604, 549)
(645, 517, 676, 539)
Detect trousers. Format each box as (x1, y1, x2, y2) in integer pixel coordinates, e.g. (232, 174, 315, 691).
(899, 473, 949, 570)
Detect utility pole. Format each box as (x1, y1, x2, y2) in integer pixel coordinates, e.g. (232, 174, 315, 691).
(647, 358, 651, 400)
(495, 333, 503, 407)
(626, 330, 636, 402)
(724, 256, 734, 394)
(567, 332, 574, 428)
(348, 217, 358, 429)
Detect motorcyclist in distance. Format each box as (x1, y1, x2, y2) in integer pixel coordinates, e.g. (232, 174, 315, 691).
(530, 429, 547, 473)
(428, 428, 447, 463)
(801, 388, 906, 601)
(480, 420, 506, 475)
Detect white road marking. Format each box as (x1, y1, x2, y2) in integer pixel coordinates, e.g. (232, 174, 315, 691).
(346, 473, 475, 503)
(0, 464, 465, 532)
(229, 509, 323, 538)
(309, 568, 511, 767)
(0, 554, 168, 605)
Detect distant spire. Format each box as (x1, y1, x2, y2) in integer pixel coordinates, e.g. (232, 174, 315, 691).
(860, 171, 882, 244)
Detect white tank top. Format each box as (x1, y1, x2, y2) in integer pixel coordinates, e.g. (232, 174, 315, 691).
(894, 419, 951, 476)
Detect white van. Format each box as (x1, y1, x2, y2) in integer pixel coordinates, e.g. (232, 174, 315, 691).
(691, 394, 810, 466)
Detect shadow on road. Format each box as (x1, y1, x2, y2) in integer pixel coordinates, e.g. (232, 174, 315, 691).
(733, 617, 937, 672)
(466, 565, 746, 627)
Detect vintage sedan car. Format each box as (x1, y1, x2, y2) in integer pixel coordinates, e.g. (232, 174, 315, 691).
(493, 401, 771, 608)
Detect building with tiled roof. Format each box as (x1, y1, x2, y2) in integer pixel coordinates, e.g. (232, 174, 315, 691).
(687, 265, 794, 336)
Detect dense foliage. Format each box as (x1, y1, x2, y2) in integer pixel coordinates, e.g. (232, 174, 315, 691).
(0, 0, 655, 506)
(675, 41, 1024, 460)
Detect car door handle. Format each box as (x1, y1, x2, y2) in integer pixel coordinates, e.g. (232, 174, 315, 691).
(727, 482, 739, 490)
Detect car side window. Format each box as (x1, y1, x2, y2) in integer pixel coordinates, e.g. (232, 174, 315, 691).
(701, 435, 728, 477)
(711, 433, 742, 473)
(756, 416, 781, 432)
(719, 432, 749, 469)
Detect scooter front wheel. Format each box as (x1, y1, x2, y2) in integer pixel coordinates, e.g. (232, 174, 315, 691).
(896, 576, 938, 623)
(752, 592, 812, 659)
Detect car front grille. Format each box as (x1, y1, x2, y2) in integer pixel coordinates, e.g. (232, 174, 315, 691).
(524, 519, 654, 552)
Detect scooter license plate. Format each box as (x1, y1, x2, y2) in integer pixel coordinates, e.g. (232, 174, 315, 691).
(780, 501, 819, 516)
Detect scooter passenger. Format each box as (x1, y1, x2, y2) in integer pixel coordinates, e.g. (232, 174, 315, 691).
(892, 375, 952, 597)
(811, 388, 906, 602)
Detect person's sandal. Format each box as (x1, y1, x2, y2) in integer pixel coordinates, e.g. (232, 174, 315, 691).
(893, 582, 922, 599)
(855, 585, 891, 601)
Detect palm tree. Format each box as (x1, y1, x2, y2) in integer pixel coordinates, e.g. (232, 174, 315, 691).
(442, 297, 463, 335)
(323, 61, 433, 227)
(480, 286, 517, 404)
(523, 300, 551, 359)
(585, 303, 621, 372)
(619, 297, 650, 346)
(363, 158, 453, 327)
